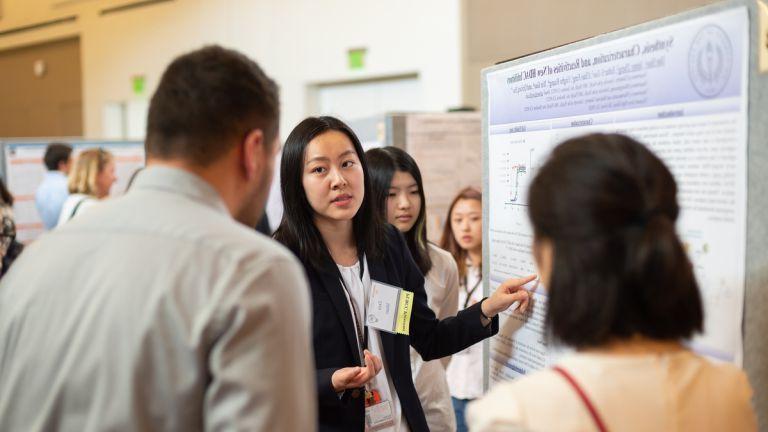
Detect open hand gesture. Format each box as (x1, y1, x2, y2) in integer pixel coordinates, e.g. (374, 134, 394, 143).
(331, 349, 383, 392)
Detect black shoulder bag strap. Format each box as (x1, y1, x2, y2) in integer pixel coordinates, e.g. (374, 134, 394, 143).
(69, 197, 91, 220)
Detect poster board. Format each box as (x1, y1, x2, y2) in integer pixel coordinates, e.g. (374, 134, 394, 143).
(387, 112, 482, 242)
(482, 1, 768, 428)
(1, 140, 145, 243)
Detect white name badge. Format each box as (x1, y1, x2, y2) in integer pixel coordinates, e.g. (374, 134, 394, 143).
(365, 399, 395, 430)
(366, 281, 414, 335)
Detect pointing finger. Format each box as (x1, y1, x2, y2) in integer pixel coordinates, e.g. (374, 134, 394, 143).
(502, 274, 537, 294)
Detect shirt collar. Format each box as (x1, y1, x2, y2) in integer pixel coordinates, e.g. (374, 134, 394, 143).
(46, 171, 67, 179)
(130, 166, 230, 216)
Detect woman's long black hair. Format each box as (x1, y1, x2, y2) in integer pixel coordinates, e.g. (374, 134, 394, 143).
(274, 116, 387, 270)
(365, 146, 433, 275)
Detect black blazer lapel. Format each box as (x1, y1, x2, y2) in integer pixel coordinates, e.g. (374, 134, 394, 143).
(316, 259, 363, 366)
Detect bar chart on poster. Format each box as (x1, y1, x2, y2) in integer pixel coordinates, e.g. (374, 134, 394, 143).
(483, 5, 749, 385)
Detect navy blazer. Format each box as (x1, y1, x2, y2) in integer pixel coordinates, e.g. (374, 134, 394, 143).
(297, 227, 498, 432)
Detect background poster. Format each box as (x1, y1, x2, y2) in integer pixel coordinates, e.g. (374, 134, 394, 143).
(3, 140, 145, 243)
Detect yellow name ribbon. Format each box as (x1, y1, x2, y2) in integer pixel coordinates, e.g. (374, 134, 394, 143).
(395, 291, 414, 335)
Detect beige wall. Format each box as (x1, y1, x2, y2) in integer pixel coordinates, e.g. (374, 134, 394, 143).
(461, 0, 719, 109)
(0, 0, 463, 139)
(1, 0, 726, 136)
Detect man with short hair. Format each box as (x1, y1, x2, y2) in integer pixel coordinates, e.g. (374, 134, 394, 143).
(0, 46, 316, 431)
(35, 142, 72, 229)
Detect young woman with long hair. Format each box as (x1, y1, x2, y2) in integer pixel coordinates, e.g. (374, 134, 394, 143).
(366, 146, 459, 431)
(439, 186, 484, 431)
(274, 116, 533, 432)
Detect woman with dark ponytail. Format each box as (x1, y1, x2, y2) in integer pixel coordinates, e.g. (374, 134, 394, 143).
(467, 134, 756, 431)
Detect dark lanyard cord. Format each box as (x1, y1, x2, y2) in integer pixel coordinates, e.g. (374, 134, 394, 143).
(463, 273, 482, 309)
(339, 256, 368, 365)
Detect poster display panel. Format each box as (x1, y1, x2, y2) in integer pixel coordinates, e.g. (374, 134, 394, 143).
(485, 7, 749, 384)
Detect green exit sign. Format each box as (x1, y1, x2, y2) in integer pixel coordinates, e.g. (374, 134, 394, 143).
(348, 48, 367, 70)
(132, 75, 146, 96)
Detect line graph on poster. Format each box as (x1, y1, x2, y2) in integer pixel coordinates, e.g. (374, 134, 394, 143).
(499, 147, 540, 207)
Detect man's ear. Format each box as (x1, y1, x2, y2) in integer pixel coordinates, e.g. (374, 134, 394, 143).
(242, 129, 265, 180)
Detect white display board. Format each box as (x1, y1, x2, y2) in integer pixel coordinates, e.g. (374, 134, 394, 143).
(2, 140, 145, 243)
(484, 5, 749, 385)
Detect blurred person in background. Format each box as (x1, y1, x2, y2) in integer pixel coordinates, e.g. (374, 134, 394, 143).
(467, 134, 756, 431)
(440, 186, 484, 432)
(367, 146, 459, 432)
(35, 142, 72, 230)
(0, 179, 23, 278)
(56, 148, 116, 226)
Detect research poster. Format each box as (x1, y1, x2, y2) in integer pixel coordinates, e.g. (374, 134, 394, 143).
(486, 7, 748, 385)
(3, 141, 145, 243)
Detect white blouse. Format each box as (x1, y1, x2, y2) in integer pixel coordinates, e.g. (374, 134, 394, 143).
(409, 244, 460, 431)
(467, 348, 757, 432)
(338, 257, 410, 432)
(446, 262, 484, 400)
(56, 193, 98, 227)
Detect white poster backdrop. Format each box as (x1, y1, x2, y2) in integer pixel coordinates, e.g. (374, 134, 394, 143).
(485, 6, 749, 385)
(3, 141, 145, 243)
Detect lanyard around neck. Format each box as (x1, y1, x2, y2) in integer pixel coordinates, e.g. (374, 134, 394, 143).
(338, 255, 368, 365)
(463, 271, 482, 309)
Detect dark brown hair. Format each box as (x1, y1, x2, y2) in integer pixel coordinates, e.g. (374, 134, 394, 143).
(529, 133, 703, 348)
(145, 45, 279, 166)
(440, 186, 482, 281)
(43, 142, 72, 171)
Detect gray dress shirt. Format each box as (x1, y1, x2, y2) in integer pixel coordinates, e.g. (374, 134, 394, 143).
(0, 166, 316, 431)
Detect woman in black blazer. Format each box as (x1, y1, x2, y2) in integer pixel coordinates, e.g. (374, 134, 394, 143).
(274, 116, 534, 432)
